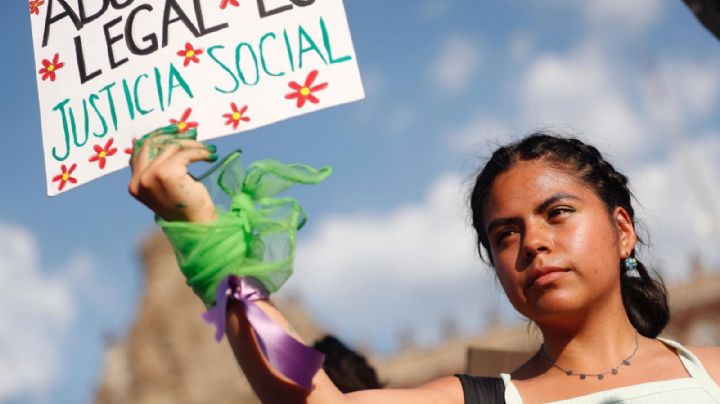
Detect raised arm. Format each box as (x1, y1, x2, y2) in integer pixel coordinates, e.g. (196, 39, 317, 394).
(127, 131, 462, 404)
(223, 295, 461, 404)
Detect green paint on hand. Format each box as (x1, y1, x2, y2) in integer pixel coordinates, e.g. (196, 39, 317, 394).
(131, 124, 196, 159)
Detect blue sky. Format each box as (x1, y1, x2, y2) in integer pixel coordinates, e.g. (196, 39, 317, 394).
(2, 0, 720, 402)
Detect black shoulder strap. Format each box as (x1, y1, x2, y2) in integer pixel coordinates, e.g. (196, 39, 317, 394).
(455, 374, 506, 404)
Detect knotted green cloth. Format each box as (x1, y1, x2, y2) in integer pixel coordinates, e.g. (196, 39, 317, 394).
(157, 150, 331, 307)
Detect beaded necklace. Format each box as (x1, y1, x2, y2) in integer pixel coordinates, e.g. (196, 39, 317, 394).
(539, 332, 639, 380)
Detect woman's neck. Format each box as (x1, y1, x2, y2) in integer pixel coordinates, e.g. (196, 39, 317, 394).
(537, 297, 639, 372)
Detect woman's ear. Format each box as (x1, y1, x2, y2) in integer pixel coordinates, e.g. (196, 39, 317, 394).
(614, 206, 637, 258)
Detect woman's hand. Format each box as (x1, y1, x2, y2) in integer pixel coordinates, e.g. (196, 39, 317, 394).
(128, 127, 218, 223)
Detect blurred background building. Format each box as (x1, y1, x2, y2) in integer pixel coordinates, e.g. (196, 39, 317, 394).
(94, 231, 720, 404)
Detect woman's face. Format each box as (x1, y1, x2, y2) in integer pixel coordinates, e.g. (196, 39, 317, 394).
(482, 159, 636, 323)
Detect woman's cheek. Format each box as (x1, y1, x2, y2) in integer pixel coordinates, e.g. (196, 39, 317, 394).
(564, 219, 612, 265)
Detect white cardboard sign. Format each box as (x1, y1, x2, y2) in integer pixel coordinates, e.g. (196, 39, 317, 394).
(29, 0, 364, 195)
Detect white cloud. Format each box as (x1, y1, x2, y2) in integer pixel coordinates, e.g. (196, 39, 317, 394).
(0, 223, 76, 401)
(543, 0, 664, 34)
(430, 34, 481, 94)
(288, 175, 505, 352)
(519, 41, 654, 160)
(648, 58, 720, 125)
(630, 133, 720, 280)
(583, 0, 664, 33)
(0, 224, 108, 402)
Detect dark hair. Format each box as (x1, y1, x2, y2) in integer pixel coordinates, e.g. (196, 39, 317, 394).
(313, 335, 383, 393)
(469, 132, 669, 338)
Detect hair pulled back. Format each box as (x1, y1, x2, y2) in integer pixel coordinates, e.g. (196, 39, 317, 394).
(469, 132, 669, 338)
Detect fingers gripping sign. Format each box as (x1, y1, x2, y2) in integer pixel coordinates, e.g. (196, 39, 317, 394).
(129, 125, 218, 223)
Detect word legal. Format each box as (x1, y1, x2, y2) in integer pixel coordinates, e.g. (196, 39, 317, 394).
(42, 0, 228, 84)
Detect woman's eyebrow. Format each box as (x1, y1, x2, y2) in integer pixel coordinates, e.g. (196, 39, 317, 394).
(536, 192, 581, 213)
(485, 193, 582, 234)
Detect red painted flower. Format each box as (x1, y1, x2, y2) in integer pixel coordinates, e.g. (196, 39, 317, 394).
(223, 103, 250, 129)
(89, 138, 118, 169)
(170, 108, 199, 133)
(52, 163, 77, 191)
(177, 43, 203, 67)
(29, 0, 45, 15)
(124, 137, 137, 155)
(285, 70, 328, 108)
(220, 0, 239, 9)
(38, 53, 64, 82)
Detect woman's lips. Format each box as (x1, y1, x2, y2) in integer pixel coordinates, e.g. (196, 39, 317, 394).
(532, 270, 568, 287)
(527, 267, 570, 288)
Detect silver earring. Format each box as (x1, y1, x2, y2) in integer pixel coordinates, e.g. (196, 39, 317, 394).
(623, 257, 640, 278)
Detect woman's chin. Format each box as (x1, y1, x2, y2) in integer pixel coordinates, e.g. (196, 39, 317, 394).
(518, 290, 586, 320)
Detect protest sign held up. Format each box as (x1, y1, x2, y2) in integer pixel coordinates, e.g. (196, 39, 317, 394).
(29, 0, 364, 195)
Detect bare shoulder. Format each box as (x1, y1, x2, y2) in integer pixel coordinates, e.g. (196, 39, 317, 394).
(344, 376, 463, 404)
(687, 346, 720, 383)
(420, 375, 464, 398)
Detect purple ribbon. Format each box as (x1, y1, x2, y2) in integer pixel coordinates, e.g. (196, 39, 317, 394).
(202, 275, 324, 390)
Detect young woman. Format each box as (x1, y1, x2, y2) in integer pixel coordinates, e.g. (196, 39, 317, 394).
(129, 132, 720, 403)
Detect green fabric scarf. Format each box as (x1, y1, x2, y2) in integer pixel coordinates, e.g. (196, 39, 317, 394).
(157, 150, 331, 307)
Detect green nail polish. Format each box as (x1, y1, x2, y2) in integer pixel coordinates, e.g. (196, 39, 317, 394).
(208, 153, 218, 162)
(206, 144, 217, 153)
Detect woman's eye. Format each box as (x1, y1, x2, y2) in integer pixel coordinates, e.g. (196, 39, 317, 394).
(495, 229, 516, 244)
(549, 206, 574, 219)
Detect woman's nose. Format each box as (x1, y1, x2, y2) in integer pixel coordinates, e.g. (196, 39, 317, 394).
(522, 222, 552, 260)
